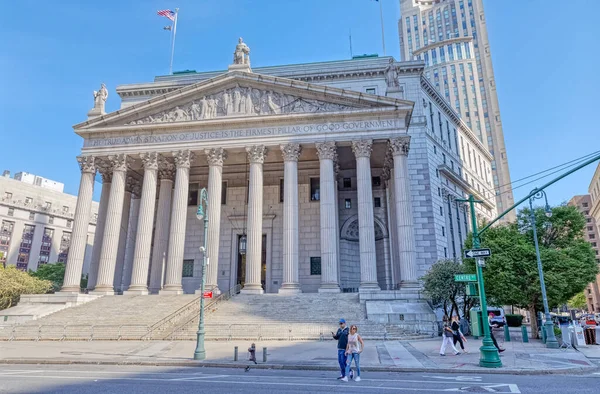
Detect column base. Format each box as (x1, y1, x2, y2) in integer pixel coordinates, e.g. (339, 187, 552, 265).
(359, 283, 381, 292)
(123, 288, 149, 295)
(400, 280, 420, 289)
(278, 283, 302, 294)
(58, 286, 82, 294)
(89, 290, 116, 296)
(318, 284, 341, 293)
(241, 284, 264, 295)
(159, 289, 184, 295)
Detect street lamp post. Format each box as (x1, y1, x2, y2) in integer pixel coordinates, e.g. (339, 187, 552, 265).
(528, 188, 559, 348)
(193, 188, 209, 360)
(456, 195, 502, 368)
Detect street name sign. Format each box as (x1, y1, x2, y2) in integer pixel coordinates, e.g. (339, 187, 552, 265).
(464, 248, 491, 259)
(454, 274, 477, 282)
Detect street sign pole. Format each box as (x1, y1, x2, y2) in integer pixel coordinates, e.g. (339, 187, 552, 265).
(458, 194, 502, 368)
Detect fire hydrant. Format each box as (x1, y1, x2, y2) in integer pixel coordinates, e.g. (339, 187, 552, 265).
(248, 343, 258, 364)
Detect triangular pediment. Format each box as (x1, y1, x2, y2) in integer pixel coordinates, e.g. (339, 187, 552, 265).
(75, 71, 413, 130)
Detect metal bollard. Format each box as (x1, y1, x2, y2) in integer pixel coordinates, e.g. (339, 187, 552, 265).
(504, 325, 511, 342)
(263, 347, 267, 363)
(234, 346, 238, 361)
(541, 326, 547, 344)
(521, 326, 529, 343)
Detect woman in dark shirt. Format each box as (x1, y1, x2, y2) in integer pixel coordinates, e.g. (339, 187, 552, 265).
(451, 315, 468, 353)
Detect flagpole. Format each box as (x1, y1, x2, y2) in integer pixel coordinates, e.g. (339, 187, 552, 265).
(379, 0, 386, 55)
(169, 8, 179, 75)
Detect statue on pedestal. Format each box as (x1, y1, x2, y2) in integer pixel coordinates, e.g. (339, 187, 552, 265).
(233, 37, 250, 66)
(384, 59, 399, 88)
(88, 83, 108, 118)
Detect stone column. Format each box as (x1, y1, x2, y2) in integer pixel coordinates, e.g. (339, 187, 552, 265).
(126, 152, 159, 295)
(279, 143, 302, 294)
(60, 156, 96, 293)
(161, 150, 194, 294)
(389, 136, 418, 287)
(316, 142, 340, 293)
(241, 145, 267, 295)
(198, 148, 227, 294)
(87, 168, 111, 290)
(149, 159, 175, 293)
(113, 180, 135, 292)
(334, 160, 342, 287)
(92, 154, 130, 295)
(352, 139, 380, 291)
(121, 192, 140, 291)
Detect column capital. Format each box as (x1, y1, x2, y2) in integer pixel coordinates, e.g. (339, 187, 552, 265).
(126, 176, 142, 198)
(157, 157, 176, 180)
(107, 154, 131, 172)
(173, 150, 195, 169)
(246, 145, 268, 164)
(315, 141, 336, 161)
(351, 139, 373, 158)
(389, 136, 411, 156)
(280, 143, 302, 162)
(140, 152, 159, 170)
(77, 156, 96, 174)
(205, 147, 228, 167)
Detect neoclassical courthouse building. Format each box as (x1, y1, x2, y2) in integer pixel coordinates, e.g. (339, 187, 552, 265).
(60, 40, 497, 298)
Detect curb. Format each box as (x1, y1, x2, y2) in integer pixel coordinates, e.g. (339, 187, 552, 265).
(0, 359, 596, 376)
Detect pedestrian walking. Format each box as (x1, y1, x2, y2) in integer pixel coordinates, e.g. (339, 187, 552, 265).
(451, 315, 468, 353)
(332, 318, 349, 379)
(341, 325, 364, 382)
(488, 312, 505, 353)
(248, 343, 258, 364)
(440, 316, 461, 356)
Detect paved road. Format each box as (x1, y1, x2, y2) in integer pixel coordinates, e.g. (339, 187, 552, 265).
(0, 365, 597, 393)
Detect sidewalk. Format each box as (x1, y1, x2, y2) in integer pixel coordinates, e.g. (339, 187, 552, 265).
(0, 337, 598, 375)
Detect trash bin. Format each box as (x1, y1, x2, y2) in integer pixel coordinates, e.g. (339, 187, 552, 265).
(470, 309, 483, 338)
(584, 328, 596, 345)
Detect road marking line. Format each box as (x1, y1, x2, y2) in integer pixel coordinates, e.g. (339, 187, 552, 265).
(169, 375, 229, 381)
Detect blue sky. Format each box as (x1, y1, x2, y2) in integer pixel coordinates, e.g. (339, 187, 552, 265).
(0, 0, 598, 209)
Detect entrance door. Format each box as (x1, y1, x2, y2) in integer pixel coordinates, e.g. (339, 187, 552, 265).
(237, 234, 267, 290)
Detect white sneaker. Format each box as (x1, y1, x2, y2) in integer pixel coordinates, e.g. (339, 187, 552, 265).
(355, 376, 361, 382)
(341, 377, 348, 382)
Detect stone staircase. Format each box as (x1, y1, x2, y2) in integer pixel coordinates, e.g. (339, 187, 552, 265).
(169, 293, 433, 341)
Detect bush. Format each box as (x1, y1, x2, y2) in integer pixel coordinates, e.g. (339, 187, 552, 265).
(553, 326, 562, 338)
(506, 314, 524, 327)
(0, 266, 53, 310)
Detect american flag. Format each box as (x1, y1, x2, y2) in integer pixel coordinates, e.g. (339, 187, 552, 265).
(157, 9, 176, 21)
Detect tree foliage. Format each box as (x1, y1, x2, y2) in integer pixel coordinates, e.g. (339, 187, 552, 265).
(30, 263, 65, 292)
(567, 292, 587, 310)
(464, 204, 598, 337)
(421, 259, 478, 318)
(0, 266, 53, 310)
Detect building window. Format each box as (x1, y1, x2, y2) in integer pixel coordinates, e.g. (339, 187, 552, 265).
(433, 145, 437, 154)
(57, 232, 71, 263)
(310, 257, 322, 275)
(440, 206, 443, 216)
(7, 208, 14, 216)
(182, 259, 194, 278)
(444, 247, 448, 258)
(585, 210, 589, 215)
(38, 228, 54, 266)
(221, 182, 227, 205)
(49, 216, 54, 224)
(310, 178, 320, 201)
(67, 220, 72, 228)
(590, 234, 595, 239)
(25, 197, 33, 206)
(582, 202, 588, 208)
(372, 177, 381, 187)
(438, 187, 441, 197)
(29, 212, 35, 221)
(45, 202, 52, 210)
(442, 226, 445, 236)
(4, 192, 12, 201)
(343, 178, 351, 188)
(279, 179, 284, 203)
(588, 226, 594, 231)
(374, 197, 381, 208)
(587, 218, 592, 223)
(62, 206, 69, 213)
(442, 153, 446, 164)
(188, 183, 199, 206)
(436, 169, 440, 178)
(592, 242, 597, 247)
(345, 199, 352, 209)
(366, 88, 376, 94)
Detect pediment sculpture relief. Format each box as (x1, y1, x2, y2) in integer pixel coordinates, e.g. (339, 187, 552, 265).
(126, 86, 359, 125)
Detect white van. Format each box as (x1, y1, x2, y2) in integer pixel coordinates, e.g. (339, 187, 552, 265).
(486, 307, 506, 328)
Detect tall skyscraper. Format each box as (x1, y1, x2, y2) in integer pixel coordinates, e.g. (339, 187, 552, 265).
(399, 0, 514, 220)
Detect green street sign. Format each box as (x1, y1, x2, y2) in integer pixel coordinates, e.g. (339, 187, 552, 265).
(454, 274, 477, 282)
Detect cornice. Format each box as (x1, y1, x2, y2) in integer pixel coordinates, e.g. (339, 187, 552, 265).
(420, 76, 493, 162)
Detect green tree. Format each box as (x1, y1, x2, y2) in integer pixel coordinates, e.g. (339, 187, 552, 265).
(0, 266, 53, 310)
(567, 292, 587, 310)
(464, 205, 598, 338)
(421, 259, 478, 318)
(30, 263, 65, 292)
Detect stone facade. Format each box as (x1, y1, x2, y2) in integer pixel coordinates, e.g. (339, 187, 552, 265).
(585, 162, 600, 312)
(62, 47, 496, 298)
(0, 175, 98, 272)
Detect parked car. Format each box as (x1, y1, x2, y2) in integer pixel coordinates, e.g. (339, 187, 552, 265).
(486, 307, 506, 328)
